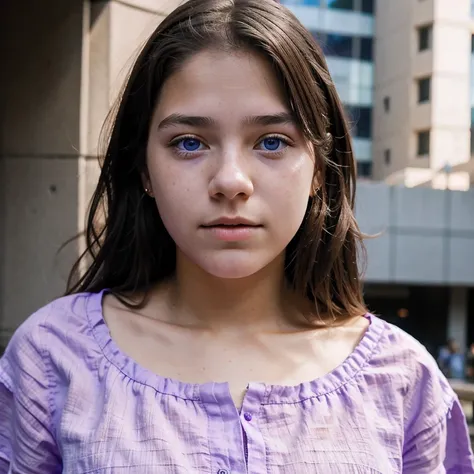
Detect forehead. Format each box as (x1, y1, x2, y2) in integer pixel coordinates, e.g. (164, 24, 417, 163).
(154, 49, 290, 118)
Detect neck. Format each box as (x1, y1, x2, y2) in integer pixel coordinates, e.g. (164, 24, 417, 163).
(156, 252, 305, 332)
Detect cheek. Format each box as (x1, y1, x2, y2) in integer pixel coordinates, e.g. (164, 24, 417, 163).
(273, 156, 314, 203)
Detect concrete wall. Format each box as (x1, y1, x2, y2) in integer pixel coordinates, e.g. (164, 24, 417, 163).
(357, 181, 474, 285)
(373, 0, 473, 189)
(0, 0, 183, 347)
(0, 0, 85, 347)
(372, 0, 415, 180)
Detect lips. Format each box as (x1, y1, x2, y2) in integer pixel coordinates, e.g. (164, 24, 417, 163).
(202, 217, 260, 227)
(200, 217, 262, 242)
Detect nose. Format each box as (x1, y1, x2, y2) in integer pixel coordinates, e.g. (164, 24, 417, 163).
(208, 150, 254, 201)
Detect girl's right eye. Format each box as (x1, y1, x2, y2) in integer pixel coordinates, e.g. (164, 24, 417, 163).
(169, 136, 207, 157)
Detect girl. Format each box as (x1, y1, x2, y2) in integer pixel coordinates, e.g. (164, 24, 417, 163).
(1, 0, 473, 472)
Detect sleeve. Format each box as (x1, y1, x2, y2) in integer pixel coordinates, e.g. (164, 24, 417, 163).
(0, 311, 62, 474)
(402, 365, 474, 473)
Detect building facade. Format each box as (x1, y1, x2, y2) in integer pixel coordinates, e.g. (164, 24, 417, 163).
(282, 0, 474, 354)
(283, 0, 375, 177)
(373, 0, 474, 191)
(1, 0, 474, 356)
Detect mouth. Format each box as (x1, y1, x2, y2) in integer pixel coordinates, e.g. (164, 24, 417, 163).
(200, 218, 262, 241)
(201, 217, 261, 228)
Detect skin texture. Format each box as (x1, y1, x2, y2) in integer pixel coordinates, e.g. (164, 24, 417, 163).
(104, 50, 368, 407)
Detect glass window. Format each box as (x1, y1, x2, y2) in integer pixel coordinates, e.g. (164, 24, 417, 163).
(359, 37, 373, 61)
(361, 0, 375, 14)
(418, 25, 432, 51)
(383, 96, 390, 112)
(327, 0, 354, 10)
(357, 161, 372, 178)
(471, 34, 474, 53)
(325, 34, 353, 58)
(347, 106, 372, 139)
(384, 149, 391, 165)
(417, 77, 431, 103)
(417, 131, 430, 156)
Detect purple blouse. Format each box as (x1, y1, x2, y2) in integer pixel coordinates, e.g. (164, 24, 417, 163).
(0, 291, 473, 473)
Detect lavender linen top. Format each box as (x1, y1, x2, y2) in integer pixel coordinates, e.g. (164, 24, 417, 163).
(1, 292, 473, 473)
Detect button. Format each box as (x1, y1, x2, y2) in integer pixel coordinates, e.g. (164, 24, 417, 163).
(217, 470, 229, 474)
(244, 412, 252, 422)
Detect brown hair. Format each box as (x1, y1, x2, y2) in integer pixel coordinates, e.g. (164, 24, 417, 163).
(66, 0, 367, 321)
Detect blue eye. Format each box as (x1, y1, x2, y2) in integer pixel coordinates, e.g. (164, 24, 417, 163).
(263, 137, 280, 151)
(180, 137, 201, 151)
(258, 136, 288, 152)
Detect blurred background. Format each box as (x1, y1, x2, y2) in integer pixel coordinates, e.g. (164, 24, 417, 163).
(1, 0, 474, 377)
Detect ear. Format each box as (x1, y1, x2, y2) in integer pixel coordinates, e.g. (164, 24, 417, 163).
(141, 171, 154, 197)
(310, 171, 321, 197)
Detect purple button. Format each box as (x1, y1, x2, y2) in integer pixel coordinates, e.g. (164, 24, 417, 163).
(217, 470, 229, 474)
(244, 412, 252, 422)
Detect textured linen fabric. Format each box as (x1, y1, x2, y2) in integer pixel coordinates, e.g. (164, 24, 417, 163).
(0, 291, 473, 474)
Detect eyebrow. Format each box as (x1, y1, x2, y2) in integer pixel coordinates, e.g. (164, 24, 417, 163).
(157, 112, 296, 130)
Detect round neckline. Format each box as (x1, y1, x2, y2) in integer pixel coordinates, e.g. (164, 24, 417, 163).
(87, 289, 385, 404)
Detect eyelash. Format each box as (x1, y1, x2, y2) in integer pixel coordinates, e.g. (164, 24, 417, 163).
(167, 134, 293, 159)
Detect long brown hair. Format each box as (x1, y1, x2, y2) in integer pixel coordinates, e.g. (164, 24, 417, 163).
(66, 0, 367, 321)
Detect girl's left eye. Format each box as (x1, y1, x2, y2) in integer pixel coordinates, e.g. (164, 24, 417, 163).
(256, 136, 290, 152)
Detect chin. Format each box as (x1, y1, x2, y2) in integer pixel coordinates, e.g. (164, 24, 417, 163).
(194, 252, 276, 280)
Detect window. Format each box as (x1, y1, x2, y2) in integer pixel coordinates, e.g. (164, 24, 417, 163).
(359, 37, 373, 61)
(418, 25, 432, 51)
(346, 106, 372, 138)
(357, 162, 372, 178)
(324, 34, 353, 58)
(471, 34, 474, 53)
(327, 0, 354, 10)
(361, 0, 375, 13)
(417, 77, 431, 103)
(383, 96, 390, 112)
(417, 131, 430, 156)
(384, 149, 391, 165)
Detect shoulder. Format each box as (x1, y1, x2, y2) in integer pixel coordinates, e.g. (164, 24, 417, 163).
(0, 293, 98, 472)
(0, 292, 102, 389)
(367, 315, 456, 432)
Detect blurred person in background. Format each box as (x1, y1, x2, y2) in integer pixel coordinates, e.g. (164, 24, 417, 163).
(466, 343, 474, 382)
(438, 338, 466, 380)
(0, 0, 473, 473)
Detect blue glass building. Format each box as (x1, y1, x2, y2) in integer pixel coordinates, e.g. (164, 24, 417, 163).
(280, 0, 375, 178)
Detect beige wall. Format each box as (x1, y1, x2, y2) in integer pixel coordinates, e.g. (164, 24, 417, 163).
(0, 0, 85, 347)
(373, 0, 416, 181)
(0, 0, 183, 346)
(373, 0, 472, 189)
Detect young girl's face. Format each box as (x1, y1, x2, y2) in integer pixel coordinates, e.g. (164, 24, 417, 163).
(146, 49, 315, 279)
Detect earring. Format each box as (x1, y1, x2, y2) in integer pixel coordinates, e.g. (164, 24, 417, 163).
(144, 187, 153, 197)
